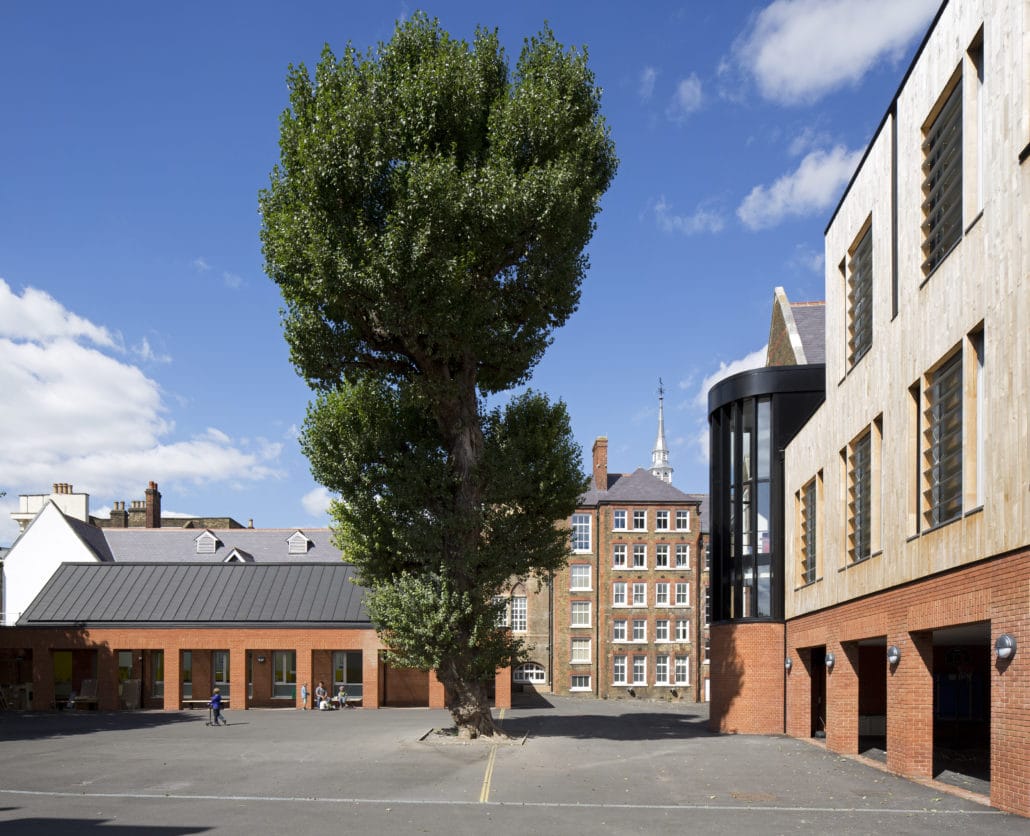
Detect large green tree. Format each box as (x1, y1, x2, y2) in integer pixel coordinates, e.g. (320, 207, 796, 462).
(260, 13, 616, 736)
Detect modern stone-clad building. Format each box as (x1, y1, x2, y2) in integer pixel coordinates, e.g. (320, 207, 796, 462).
(708, 0, 1028, 817)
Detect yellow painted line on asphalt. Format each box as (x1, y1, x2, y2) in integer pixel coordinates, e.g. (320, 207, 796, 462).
(478, 708, 505, 803)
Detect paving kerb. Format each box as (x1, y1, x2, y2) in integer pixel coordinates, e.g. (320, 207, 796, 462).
(0, 695, 1023, 835)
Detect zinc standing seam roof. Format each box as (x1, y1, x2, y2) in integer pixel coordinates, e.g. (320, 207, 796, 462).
(18, 563, 369, 627)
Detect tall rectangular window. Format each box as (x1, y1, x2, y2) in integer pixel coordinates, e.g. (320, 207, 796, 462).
(613, 619, 627, 641)
(613, 510, 627, 530)
(676, 510, 690, 531)
(973, 330, 984, 507)
(511, 596, 528, 632)
(674, 655, 690, 685)
(655, 511, 669, 530)
(151, 650, 164, 699)
(655, 619, 669, 642)
(632, 510, 647, 531)
(655, 655, 670, 685)
(675, 544, 690, 568)
(493, 595, 509, 627)
(570, 564, 591, 591)
(571, 514, 591, 552)
(632, 582, 647, 605)
(924, 351, 963, 527)
(922, 79, 962, 275)
(676, 619, 690, 642)
(613, 655, 627, 685)
(571, 638, 591, 664)
(632, 655, 647, 685)
(632, 619, 647, 642)
(655, 582, 669, 606)
(612, 544, 627, 567)
(181, 651, 193, 700)
(213, 650, 230, 697)
(800, 475, 818, 584)
(704, 586, 711, 626)
(674, 582, 690, 605)
(570, 601, 591, 627)
(848, 431, 872, 563)
(272, 651, 296, 699)
(848, 224, 873, 367)
(613, 582, 627, 606)
(655, 544, 669, 568)
(632, 544, 647, 568)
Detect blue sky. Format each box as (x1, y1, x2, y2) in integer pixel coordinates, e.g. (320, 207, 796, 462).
(0, 1, 941, 543)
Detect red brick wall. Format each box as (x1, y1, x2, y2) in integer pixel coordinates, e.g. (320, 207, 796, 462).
(785, 548, 1028, 817)
(709, 621, 785, 734)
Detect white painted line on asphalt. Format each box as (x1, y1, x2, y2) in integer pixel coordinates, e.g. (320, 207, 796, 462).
(0, 788, 1007, 815)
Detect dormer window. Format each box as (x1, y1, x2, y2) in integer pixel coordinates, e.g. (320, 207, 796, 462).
(224, 548, 253, 563)
(287, 530, 312, 555)
(195, 530, 221, 554)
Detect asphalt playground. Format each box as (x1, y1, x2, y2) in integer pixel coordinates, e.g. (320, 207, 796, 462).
(0, 694, 1023, 835)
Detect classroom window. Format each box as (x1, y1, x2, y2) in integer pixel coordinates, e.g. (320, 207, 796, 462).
(511, 596, 527, 632)
(570, 601, 591, 628)
(921, 78, 962, 275)
(632, 582, 647, 605)
(571, 514, 591, 552)
(613, 619, 627, 641)
(655, 511, 670, 530)
(571, 638, 591, 664)
(633, 544, 647, 568)
(655, 544, 669, 568)
(570, 564, 591, 591)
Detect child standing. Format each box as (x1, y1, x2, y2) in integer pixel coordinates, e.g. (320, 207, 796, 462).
(300, 683, 308, 710)
(210, 687, 227, 726)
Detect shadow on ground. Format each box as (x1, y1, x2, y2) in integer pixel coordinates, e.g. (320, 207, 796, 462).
(0, 711, 197, 742)
(500, 711, 714, 741)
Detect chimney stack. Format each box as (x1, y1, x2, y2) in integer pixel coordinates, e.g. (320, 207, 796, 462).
(592, 436, 608, 491)
(145, 481, 161, 528)
(109, 501, 129, 528)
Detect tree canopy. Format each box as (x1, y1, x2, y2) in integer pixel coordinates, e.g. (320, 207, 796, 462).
(260, 13, 616, 736)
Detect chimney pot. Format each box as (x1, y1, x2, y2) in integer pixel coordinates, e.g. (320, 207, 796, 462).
(53, 483, 59, 494)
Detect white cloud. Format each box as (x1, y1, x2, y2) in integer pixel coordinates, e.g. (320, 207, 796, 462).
(638, 66, 658, 100)
(192, 257, 210, 272)
(737, 145, 862, 230)
(302, 486, 333, 517)
(737, 0, 939, 105)
(0, 279, 283, 543)
(791, 243, 825, 275)
(133, 336, 171, 364)
(666, 74, 703, 123)
(222, 271, 243, 290)
(654, 196, 725, 236)
(691, 345, 769, 409)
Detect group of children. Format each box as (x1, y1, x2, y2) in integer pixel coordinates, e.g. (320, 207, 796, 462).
(299, 681, 349, 710)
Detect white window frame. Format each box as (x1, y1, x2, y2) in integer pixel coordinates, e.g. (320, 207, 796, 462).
(612, 582, 627, 606)
(570, 564, 591, 591)
(655, 544, 669, 568)
(655, 510, 670, 530)
(632, 655, 647, 685)
(613, 619, 627, 642)
(632, 582, 647, 606)
(612, 544, 627, 567)
(514, 663, 546, 683)
(675, 544, 690, 569)
(674, 655, 690, 685)
(571, 637, 591, 664)
(655, 619, 670, 642)
(571, 513, 592, 553)
(493, 595, 509, 627)
(632, 544, 647, 568)
(511, 596, 527, 632)
(613, 655, 627, 685)
(675, 582, 690, 606)
(570, 674, 591, 692)
(655, 582, 670, 607)
(613, 510, 627, 531)
(570, 600, 591, 628)
(655, 654, 670, 685)
(676, 510, 690, 531)
(675, 620, 690, 642)
(632, 619, 647, 642)
(632, 510, 647, 531)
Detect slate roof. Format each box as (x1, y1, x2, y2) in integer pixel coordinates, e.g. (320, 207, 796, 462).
(579, 468, 702, 507)
(682, 493, 710, 534)
(18, 562, 368, 627)
(65, 513, 116, 562)
(100, 527, 342, 563)
(791, 302, 826, 365)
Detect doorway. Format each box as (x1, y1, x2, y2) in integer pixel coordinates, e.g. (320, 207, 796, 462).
(810, 646, 826, 738)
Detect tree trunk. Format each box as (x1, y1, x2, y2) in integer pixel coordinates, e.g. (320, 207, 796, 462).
(440, 668, 498, 739)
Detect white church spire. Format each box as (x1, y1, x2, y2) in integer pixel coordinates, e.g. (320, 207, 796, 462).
(650, 378, 673, 484)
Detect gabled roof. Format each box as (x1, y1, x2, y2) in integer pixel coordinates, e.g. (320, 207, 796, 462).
(580, 468, 700, 506)
(791, 302, 826, 365)
(101, 527, 342, 563)
(18, 562, 368, 627)
(62, 510, 116, 562)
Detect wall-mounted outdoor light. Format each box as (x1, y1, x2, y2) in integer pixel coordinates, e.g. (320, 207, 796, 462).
(825, 652, 835, 670)
(886, 645, 901, 666)
(257, 656, 266, 663)
(995, 633, 1017, 661)
(784, 657, 792, 672)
